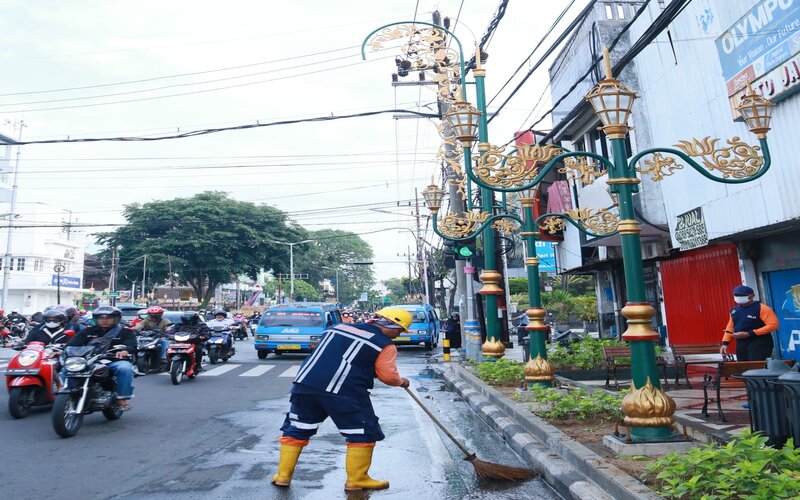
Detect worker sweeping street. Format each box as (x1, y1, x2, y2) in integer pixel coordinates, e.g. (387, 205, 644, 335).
(271, 307, 412, 491)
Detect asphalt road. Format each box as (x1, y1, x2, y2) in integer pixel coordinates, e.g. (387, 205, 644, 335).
(0, 339, 558, 499)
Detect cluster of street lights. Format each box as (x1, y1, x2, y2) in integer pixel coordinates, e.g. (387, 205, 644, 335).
(366, 22, 775, 442)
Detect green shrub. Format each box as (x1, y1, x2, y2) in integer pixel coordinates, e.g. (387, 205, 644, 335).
(526, 385, 623, 421)
(475, 359, 525, 386)
(644, 431, 800, 499)
(547, 338, 662, 370)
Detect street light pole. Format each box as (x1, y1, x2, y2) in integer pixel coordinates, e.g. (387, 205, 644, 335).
(1, 120, 24, 309)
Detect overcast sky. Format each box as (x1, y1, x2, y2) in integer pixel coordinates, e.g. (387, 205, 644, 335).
(0, 0, 586, 285)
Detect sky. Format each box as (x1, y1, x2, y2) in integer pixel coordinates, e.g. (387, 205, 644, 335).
(0, 0, 588, 285)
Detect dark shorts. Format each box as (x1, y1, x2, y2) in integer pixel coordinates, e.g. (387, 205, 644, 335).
(280, 391, 385, 444)
(736, 334, 774, 361)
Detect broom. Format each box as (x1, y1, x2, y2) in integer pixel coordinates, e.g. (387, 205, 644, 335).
(403, 387, 536, 481)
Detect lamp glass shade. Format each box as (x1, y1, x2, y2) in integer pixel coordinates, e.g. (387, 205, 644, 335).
(737, 91, 774, 136)
(422, 184, 446, 211)
(445, 101, 481, 145)
(585, 79, 637, 128)
(518, 185, 538, 200)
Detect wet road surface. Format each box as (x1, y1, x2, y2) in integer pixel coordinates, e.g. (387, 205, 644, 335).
(0, 342, 559, 499)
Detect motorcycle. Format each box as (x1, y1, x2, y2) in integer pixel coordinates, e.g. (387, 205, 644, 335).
(5, 341, 65, 418)
(207, 326, 235, 364)
(1, 323, 27, 347)
(233, 321, 249, 341)
(166, 331, 206, 385)
(135, 329, 165, 373)
(52, 344, 130, 438)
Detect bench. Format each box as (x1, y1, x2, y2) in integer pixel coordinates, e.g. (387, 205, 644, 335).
(670, 343, 725, 388)
(603, 345, 669, 390)
(701, 360, 765, 421)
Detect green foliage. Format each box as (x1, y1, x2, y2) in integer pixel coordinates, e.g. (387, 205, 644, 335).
(510, 292, 529, 310)
(98, 191, 304, 306)
(292, 229, 375, 304)
(475, 359, 525, 386)
(526, 385, 624, 421)
(262, 279, 319, 302)
(548, 338, 623, 370)
(571, 295, 598, 322)
(541, 289, 574, 323)
(508, 277, 528, 295)
(644, 431, 800, 499)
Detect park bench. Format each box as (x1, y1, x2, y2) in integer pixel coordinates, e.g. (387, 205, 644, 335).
(701, 359, 765, 421)
(670, 343, 724, 388)
(603, 345, 669, 390)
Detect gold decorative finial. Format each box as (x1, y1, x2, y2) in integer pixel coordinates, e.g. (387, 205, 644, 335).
(475, 43, 482, 71)
(602, 46, 613, 79)
(746, 79, 755, 95)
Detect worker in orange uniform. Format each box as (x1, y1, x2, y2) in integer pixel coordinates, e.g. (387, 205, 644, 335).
(271, 307, 412, 491)
(720, 285, 779, 361)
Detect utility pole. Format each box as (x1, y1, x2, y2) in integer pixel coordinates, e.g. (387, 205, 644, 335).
(109, 246, 118, 306)
(168, 256, 175, 309)
(141, 253, 147, 299)
(1, 119, 25, 309)
(277, 274, 282, 305)
(415, 188, 432, 305)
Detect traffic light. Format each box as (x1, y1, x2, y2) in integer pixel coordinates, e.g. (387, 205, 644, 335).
(454, 241, 477, 260)
(443, 241, 455, 269)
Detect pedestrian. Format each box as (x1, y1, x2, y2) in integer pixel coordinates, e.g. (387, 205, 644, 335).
(720, 285, 779, 361)
(442, 312, 462, 349)
(271, 307, 412, 491)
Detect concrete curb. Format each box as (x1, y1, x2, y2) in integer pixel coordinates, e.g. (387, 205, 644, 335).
(434, 363, 661, 500)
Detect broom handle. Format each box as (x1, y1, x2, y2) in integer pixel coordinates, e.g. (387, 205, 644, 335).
(403, 386, 473, 458)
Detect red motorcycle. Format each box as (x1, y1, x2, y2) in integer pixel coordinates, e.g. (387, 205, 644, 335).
(5, 341, 65, 418)
(166, 331, 206, 385)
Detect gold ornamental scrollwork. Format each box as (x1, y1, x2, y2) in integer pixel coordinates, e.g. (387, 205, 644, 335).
(559, 156, 601, 185)
(564, 208, 619, 235)
(435, 121, 466, 200)
(621, 377, 676, 428)
(539, 216, 566, 235)
(366, 25, 459, 72)
(475, 143, 564, 189)
(437, 210, 490, 239)
(636, 152, 683, 181)
(674, 136, 764, 179)
(431, 66, 463, 103)
(491, 218, 519, 235)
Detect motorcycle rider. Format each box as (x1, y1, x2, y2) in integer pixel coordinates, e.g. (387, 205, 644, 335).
(65, 306, 137, 410)
(24, 308, 74, 346)
(129, 309, 148, 328)
(56, 305, 84, 333)
(135, 306, 172, 368)
(206, 309, 235, 350)
(232, 311, 249, 338)
(6, 310, 28, 328)
(168, 311, 210, 372)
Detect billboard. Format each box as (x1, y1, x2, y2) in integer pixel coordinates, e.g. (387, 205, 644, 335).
(716, 0, 800, 97)
(535, 241, 556, 272)
(51, 275, 81, 288)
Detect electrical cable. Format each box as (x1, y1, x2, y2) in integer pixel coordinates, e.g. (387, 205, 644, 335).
(464, 0, 510, 72)
(12, 109, 440, 145)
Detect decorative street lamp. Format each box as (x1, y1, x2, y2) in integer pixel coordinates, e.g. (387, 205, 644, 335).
(444, 101, 481, 146)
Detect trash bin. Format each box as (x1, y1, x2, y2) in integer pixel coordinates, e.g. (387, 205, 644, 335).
(776, 365, 800, 446)
(740, 359, 792, 447)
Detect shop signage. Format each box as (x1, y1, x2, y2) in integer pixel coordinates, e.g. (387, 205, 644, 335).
(716, 0, 800, 96)
(675, 207, 708, 251)
(729, 50, 800, 117)
(535, 241, 557, 272)
(51, 275, 81, 288)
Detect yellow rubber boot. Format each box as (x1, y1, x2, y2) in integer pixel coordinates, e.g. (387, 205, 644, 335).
(271, 443, 304, 487)
(344, 445, 390, 491)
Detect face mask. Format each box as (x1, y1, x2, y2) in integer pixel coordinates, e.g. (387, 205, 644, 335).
(45, 321, 61, 329)
(734, 296, 751, 305)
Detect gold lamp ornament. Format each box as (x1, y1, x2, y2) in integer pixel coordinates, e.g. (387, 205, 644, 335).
(422, 181, 446, 213)
(585, 47, 638, 139)
(444, 101, 481, 147)
(737, 81, 775, 138)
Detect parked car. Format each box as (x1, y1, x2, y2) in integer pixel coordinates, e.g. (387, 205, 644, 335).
(393, 304, 440, 350)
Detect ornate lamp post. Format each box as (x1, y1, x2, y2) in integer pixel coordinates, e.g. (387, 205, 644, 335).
(463, 47, 774, 441)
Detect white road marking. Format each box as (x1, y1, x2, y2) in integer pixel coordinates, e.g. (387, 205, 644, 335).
(203, 364, 241, 376)
(239, 365, 275, 377)
(279, 365, 300, 378)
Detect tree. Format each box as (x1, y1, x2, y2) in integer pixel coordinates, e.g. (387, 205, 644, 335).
(98, 192, 305, 307)
(262, 279, 319, 302)
(292, 229, 375, 304)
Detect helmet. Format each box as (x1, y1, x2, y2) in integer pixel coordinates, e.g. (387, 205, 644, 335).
(92, 306, 122, 325)
(180, 311, 200, 325)
(137, 308, 148, 319)
(213, 308, 226, 317)
(147, 306, 164, 316)
(43, 308, 67, 323)
(0, 308, 4, 315)
(233, 312, 243, 317)
(55, 304, 78, 319)
(374, 307, 413, 331)
(450, 312, 460, 320)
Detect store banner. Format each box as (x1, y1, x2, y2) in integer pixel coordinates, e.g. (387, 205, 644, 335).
(674, 207, 709, 251)
(535, 241, 557, 272)
(51, 275, 81, 288)
(765, 267, 800, 361)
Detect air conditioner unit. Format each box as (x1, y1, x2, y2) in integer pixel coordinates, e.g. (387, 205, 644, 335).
(641, 241, 670, 260)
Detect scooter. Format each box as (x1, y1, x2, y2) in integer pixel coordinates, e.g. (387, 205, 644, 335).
(135, 329, 165, 373)
(166, 331, 206, 385)
(207, 326, 235, 364)
(5, 341, 65, 418)
(52, 344, 130, 438)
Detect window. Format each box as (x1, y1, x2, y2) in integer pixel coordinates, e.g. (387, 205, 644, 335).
(605, 5, 614, 19)
(33, 259, 44, 272)
(617, 4, 626, 19)
(16, 258, 25, 271)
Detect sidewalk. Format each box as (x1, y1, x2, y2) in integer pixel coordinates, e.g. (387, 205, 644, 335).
(502, 346, 750, 444)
